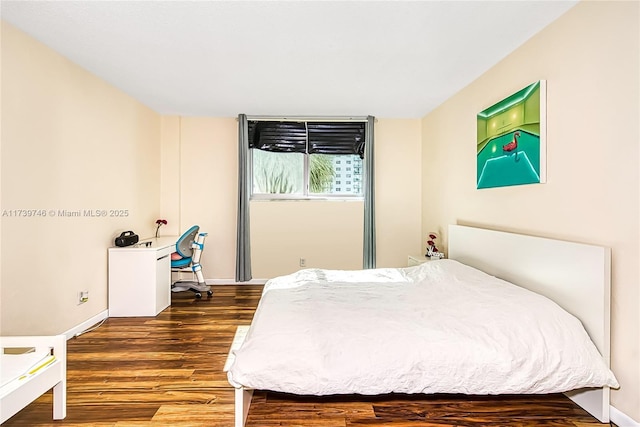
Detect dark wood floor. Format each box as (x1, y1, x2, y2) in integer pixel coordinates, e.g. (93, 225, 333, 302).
(3, 285, 615, 426)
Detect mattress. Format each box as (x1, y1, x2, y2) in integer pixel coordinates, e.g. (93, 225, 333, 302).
(227, 260, 619, 396)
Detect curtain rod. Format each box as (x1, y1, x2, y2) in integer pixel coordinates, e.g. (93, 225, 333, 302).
(243, 115, 372, 122)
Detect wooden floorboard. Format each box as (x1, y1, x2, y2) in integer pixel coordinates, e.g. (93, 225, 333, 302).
(2, 285, 615, 426)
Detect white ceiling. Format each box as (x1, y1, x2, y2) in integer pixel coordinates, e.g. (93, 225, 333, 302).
(1, 1, 578, 118)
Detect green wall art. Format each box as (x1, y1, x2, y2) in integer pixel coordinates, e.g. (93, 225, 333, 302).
(477, 80, 547, 189)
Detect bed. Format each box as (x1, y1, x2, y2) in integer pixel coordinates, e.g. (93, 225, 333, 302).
(0, 334, 67, 423)
(227, 224, 618, 426)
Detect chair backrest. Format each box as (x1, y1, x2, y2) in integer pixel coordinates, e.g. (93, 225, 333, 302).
(175, 225, 199, 258)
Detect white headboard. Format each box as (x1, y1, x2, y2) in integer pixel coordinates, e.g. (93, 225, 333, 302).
(448, 224, 612, 422)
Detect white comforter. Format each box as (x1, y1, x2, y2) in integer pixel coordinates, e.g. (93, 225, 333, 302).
(227, 260, 618, 395)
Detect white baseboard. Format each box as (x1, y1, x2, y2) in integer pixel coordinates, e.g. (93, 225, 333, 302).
(206, 278, 267, 285)
(61, 309, 109, 340)
(611, 405, 640, 426)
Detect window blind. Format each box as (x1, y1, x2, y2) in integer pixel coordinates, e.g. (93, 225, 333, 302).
(248, 120, 366, 158)
(248, 121, 306, 153)
(308, 122, 365, 158)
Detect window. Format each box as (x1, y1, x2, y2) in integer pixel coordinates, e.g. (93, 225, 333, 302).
(249, 120, 366, 199)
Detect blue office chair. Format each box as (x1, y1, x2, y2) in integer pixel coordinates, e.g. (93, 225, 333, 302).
(171, 225, 212, 299)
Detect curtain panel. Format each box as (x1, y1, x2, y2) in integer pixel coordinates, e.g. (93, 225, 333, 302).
(363, 115, 376, 269)
(235, 114, 252, 282)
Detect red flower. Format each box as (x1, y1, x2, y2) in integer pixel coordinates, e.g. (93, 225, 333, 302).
(155, 219, 167, 238)
(426, 232, 440, 255)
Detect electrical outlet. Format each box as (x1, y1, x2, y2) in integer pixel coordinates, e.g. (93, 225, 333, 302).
(299, 258, 306, 267)
(78, 290, 89, 304)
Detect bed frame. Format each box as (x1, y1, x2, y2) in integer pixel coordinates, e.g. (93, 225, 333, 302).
(0, 335, 67, 423)
(231, 224, 612, 426)
(448, 224, 611, 423)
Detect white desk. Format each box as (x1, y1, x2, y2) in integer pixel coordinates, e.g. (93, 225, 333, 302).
(108, 236, 177, 317)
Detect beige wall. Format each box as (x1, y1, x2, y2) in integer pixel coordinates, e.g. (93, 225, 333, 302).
(160, 116, 238, 280)
(251, 200, 364, 277)
(161, 117, 422, 280)
(421, 1, 639, 419)
(0, 22, 161, 335)
(375, 119, 423, 267)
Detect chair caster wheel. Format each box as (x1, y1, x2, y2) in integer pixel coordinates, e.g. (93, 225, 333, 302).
(195, 292, 202, 299)
(207, 290, 213, 297)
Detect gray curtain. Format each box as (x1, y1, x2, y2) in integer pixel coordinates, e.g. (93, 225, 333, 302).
(363, 115, 376, 269)
(235, 114, 252, 282)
